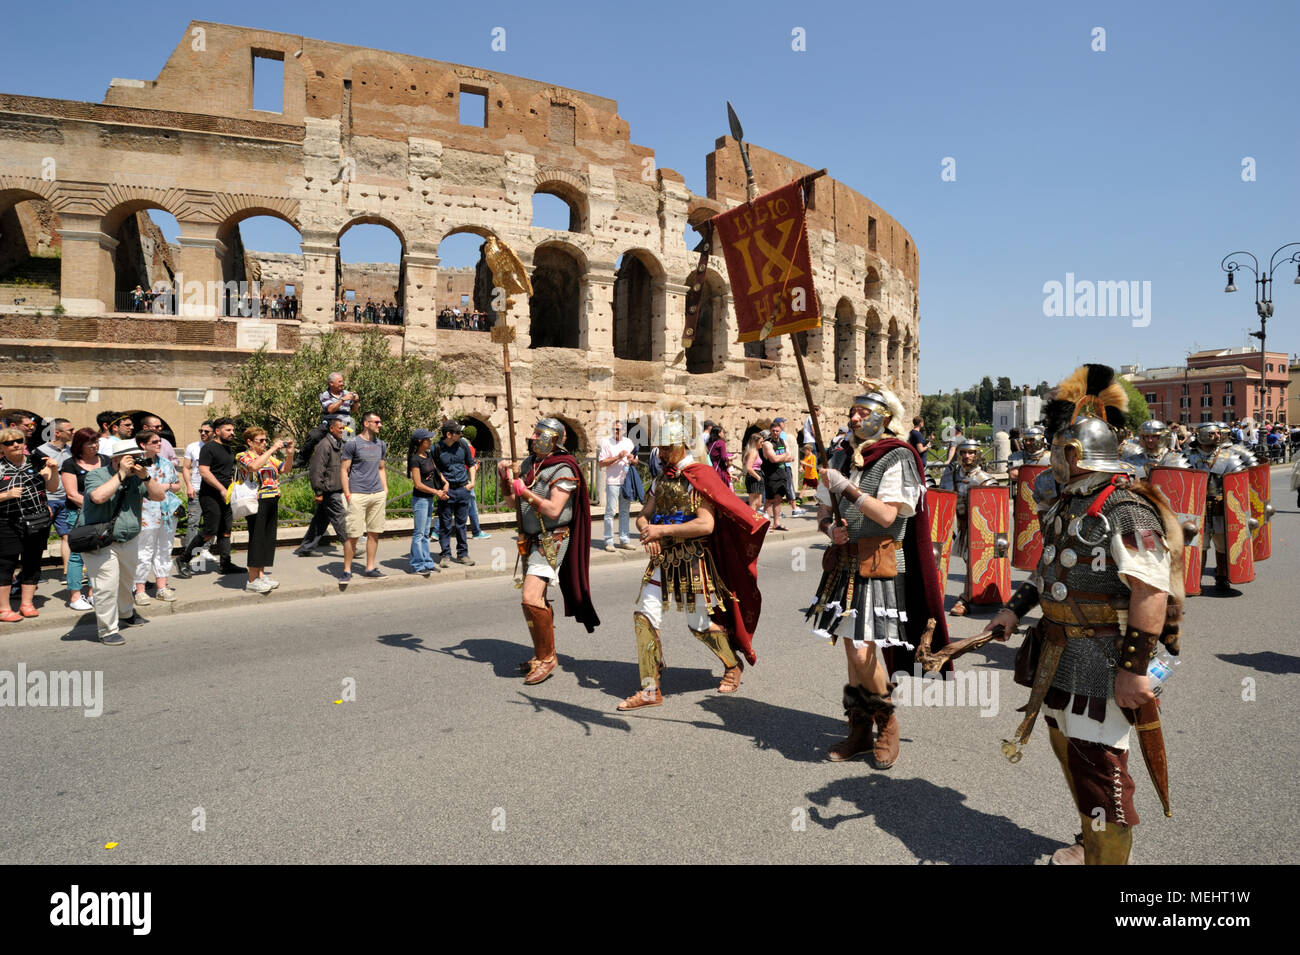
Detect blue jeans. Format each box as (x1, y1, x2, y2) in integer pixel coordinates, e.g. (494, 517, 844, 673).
(66, 505, 85, 592)
(604, 484, 630, 545)
(468, 493, 483, 535)
(437, 487, 471, 558)
(409, 496, 436, 571)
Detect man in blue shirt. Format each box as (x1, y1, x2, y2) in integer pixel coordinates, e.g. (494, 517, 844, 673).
(432, 421, 477, 567)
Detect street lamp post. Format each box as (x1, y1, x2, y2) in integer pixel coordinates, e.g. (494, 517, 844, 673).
(1222, 243, 1300, 427)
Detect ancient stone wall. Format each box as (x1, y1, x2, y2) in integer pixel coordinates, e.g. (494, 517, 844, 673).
(0, 20, 925, 456)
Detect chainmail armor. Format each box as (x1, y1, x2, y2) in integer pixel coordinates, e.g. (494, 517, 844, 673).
(831, 444, 916, 572)
(519, 458, 577, 536)
(1038, 485, 1167, 700)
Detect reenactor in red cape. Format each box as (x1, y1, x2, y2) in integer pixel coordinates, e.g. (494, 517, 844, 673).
(499, 417, 600, 685)
(617, 400, 767, 710)
(806, 382, 952, 769)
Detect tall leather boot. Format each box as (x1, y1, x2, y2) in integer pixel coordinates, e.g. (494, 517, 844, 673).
(1214, 551, 1231, 594)
(828, 684, 874, 762)
(521, 603, 557, 685)
(517, 603, 541, 675)
(867, 691, 899, 770)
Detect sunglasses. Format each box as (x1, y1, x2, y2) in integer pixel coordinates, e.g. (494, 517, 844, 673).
(1, 439, 24, 447)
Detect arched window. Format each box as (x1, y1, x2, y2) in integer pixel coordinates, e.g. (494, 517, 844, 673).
(528, 243, 583, 348)
(834, 298, 855, 383)
(339, 218, 405, 325)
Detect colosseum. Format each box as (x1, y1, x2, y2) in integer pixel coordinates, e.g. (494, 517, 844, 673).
(0, 21, 922, 455)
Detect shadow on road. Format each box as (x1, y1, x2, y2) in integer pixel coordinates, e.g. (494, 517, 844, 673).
(430, 637, 529, 676)
(509, 692, 632, 736)
(377, 632, 429, 652)
(1216, 650, 1300, 675)
(805, 775, 1062, 864)
(653, 695, 849, 764)
(568, 654, 720, 701)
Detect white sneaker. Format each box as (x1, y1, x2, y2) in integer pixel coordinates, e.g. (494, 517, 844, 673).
(155, 587, 178, 602)
(134, 591, 152, 606)
(263, 576, 280, 590)
(604, 543, 616, 552)
(244, 578, 273, 594)
(69, 597, 93, 612)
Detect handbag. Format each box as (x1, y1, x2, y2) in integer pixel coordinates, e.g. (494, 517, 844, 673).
(68, 483, 128, 554)
(229, 480, 259, 520)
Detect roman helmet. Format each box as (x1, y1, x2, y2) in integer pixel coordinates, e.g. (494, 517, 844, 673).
(1043, 364, 1137, 485)
(1138, 418, 1168, 452)
(650, 399, 695, 467)
(531, 417, 567, 457)
(1021, 426, 1046, 455)
(1194, 421, 1221, 451)
(850, 378, 906, 444)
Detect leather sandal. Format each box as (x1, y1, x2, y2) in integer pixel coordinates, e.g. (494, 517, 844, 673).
(1051, 833, 1085, 866)
(617, 687, 663, 710)
(949, 598, 968, 617)
(19, 604, 39, 618)
(718, 660, 743, 693)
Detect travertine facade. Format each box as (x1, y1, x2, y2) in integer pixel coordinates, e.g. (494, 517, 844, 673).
(0, 21, 922, 453)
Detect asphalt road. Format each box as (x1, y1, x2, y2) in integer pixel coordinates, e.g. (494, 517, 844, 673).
(2, 470, 1297, 865)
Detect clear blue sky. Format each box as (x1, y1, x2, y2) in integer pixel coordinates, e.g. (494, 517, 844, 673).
(3, 0, 1297, 394)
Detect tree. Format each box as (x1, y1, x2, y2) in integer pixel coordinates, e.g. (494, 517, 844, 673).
(919, 393, 952, 429)
(1118, 378, 1150, 431)
(994, 376, 1013, 402)
(977, 376, 994, 422)
(216, 330, 457, 448)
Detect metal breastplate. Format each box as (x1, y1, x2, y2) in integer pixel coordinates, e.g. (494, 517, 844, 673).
(837, 446, 912, 558)
(650, 473, 700, 524)
(520, 459, 576, 536)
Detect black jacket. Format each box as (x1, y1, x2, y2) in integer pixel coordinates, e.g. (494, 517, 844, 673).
(309, 434, 343, 493)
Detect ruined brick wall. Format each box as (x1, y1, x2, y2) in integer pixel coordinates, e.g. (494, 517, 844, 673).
(0, 20, 926, 455)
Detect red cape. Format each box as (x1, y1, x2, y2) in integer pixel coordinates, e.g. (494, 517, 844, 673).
(681, 462, 768, 665)
(524, 452, 600, 632)
(849, 437, 953, 674)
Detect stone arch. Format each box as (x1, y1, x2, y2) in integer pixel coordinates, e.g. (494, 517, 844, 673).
(613, 248, 665, 362)
(0, 183, 62, 290)
(215, 205, 304, 316)
(864, 307, 884, 379)
(887, 317, 901, 387)
(864, 265, 882, 301)
(529, 240, 585, 348)
(533, 169, 589, 233)
(833, 297, 855, 384)
(455, 413, 499, 457)
(127, 410, 178, 450)
(550, 414, 588, 455)
(339, 215, 407, 314)
(101, 200, 180, 312)
(685, 267, 727, 374)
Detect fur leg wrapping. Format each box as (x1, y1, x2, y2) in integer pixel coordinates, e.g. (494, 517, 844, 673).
(829, 684, 875, 762)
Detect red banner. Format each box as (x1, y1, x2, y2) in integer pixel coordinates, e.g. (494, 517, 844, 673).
(712, 179, 821, 342)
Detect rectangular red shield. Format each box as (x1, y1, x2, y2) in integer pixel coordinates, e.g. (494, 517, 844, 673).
(1223, 470, 1255, 584)
(1248, 463, 1272, 561)
(927, 488, 958, 584)
(712, 179, 821, 341)
(1148, 467, 1209, 596)
(967, 485, 1011, 605)
(1012, 464, 1048, 570)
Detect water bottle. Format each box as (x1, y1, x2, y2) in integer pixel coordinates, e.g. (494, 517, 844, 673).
(1147, 650, 1180, 697)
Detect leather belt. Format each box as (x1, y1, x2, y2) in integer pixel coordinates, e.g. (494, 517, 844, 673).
(1039, 619, 1122, 643)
